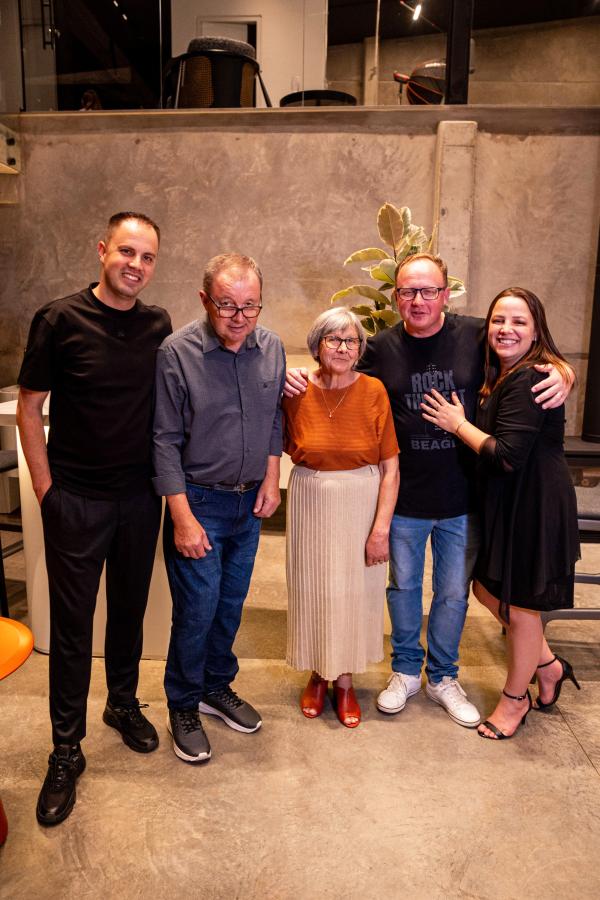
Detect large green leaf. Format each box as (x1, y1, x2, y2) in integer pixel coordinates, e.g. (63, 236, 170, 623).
(365, 264, 395, 284)
(448, 275, 467, 300)
(400, 206, 411, 233)
(351, 304, 377, 316)
(377, 259, 397, 282)
(448, 274, 465, 291)
(448, 276, 466, 301)
(371, 308, 401, 326)
(377, 203, 405, 254)
(344, 248, 391, 265)
(353, 313, 376, 335)
(407, 225, 428, 247)
(364, 258, 397, 284)
(394, 235, 416, 262)
(330, 285, 390, 305)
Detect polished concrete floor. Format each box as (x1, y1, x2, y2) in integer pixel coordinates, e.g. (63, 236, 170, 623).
(1, 532, 600, 900)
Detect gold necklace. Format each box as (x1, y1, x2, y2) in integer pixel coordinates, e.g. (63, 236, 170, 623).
(317, 383, 352, 418)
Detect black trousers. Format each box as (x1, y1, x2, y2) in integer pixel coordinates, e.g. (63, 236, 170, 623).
(41, 484, 161, 745)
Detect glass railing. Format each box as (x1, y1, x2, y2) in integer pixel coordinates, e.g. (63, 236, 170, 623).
(0, 1, 597, 114)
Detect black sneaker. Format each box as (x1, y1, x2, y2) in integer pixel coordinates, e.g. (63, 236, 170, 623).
(167, 709, 211, 764)
(199, 686, 262, 733)
(102, 698, 159, 753)
(36, 744, 86, 827)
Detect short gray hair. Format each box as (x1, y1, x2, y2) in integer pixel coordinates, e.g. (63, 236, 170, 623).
(306, 307, 367, 361)
(203, 253, 263, 294)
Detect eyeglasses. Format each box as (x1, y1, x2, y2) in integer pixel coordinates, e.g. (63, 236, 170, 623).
(208, 294, 262, 319)
(395, 286, 446, 301)
(322, 335, 361, 351)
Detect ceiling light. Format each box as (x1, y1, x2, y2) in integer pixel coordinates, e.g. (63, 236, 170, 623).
(413, 3, 422, 20)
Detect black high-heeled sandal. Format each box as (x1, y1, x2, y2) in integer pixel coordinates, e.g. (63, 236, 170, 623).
(534, 655, 580, 711)
(478, 689, 532, 740)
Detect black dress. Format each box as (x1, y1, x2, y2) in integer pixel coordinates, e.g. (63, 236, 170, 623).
(473, 367, 580, 622)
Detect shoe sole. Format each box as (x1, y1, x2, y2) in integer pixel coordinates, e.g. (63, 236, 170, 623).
(198, 701, 262, 734)
(376, 684, 421, 715)
(425, 689, 481, 728)
(166, 716, 211, 764)
(36, 757, 86, 827)
(102, 711, 159, 753)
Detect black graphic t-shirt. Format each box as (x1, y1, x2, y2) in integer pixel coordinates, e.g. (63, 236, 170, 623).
(358, 314, 485, 518)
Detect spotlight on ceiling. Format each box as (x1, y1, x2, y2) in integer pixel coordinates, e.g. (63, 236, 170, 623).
(400, 2, 441, 31)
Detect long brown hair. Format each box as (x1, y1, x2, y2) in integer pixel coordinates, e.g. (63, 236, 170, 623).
(480, 287, 570, 398)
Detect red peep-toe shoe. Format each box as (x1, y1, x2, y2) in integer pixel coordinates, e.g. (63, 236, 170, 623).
(300, 674, 328, 718)
(332, 681, 361, 728)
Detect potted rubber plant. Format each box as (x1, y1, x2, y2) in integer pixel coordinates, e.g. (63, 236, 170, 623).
(331, 203, 466, 334)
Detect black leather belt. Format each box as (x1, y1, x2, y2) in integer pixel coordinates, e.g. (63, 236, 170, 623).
(195, 481, 260, 494)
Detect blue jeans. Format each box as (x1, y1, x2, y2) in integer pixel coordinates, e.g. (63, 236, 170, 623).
(163, 484, 262, 709)
(387, 513, 480, 683)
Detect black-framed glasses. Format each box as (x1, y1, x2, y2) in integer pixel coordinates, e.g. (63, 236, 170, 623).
(322, 335, 361, 351)
(395, 286, 446, 301)
(208, 294, 262, 319)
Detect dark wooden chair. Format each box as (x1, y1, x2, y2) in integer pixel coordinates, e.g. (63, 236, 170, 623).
(163, 37, 272, 109)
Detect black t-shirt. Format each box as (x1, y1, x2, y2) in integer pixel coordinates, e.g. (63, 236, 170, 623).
(18, 285, 172, 499)
(358, 314, 485, 518)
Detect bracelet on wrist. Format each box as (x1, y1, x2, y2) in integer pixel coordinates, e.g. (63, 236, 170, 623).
(455, 418, 468, 438)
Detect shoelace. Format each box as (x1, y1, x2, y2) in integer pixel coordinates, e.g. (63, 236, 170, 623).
(439, 679, 464, 698)
(48, 752, 78, 789)
(113, 701, 149, 724)
(207, 687, 243, 709)
(177, 710, 203, 734)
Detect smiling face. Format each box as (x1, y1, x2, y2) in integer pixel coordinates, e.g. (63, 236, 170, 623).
(200, 267, 262, 352)
(318, 325, 360, 377)
(96, 218, 158, 308)
(395, 258, 449, 338)
(488, 295, 537, 372)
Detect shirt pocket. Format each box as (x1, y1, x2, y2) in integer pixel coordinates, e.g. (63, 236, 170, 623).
(256, 378, 279, 408)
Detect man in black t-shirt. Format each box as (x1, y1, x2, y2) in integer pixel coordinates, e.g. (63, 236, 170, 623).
(17, 212, 172, 826)
(362, 254, 484, 727)
(285, 252, 571, 728)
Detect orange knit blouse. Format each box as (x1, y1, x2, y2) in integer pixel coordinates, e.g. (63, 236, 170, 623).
(282, 373, 399, 471)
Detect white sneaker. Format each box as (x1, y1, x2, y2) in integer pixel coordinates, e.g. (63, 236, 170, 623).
(425, 677, 480, 728)
(377, 672, 422, 714)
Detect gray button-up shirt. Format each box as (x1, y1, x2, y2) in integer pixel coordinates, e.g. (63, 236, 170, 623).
(152, 319, 286, 496)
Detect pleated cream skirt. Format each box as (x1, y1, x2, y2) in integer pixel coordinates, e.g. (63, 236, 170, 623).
(286, 464, 386, 680)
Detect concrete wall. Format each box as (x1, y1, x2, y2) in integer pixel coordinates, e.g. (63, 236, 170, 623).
(327, 17, 600, 106)
(0, 106, 597, 435)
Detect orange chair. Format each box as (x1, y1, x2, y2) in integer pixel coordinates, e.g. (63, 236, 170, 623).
(0, 616, 34, 845)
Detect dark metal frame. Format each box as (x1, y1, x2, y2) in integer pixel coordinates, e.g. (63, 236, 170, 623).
(541, 444, 600, 626)
(444, 0, 473, 104)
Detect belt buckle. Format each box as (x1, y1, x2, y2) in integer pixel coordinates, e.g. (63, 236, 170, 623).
(237, 481, 252, 493)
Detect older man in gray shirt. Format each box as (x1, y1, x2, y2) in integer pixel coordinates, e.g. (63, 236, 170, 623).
(153, 253, 285, 764)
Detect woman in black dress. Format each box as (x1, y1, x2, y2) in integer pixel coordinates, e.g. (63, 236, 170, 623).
(421, 288, 580, 739)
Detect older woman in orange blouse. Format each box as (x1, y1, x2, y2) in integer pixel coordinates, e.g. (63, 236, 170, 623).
(283, 308, 399, 727)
